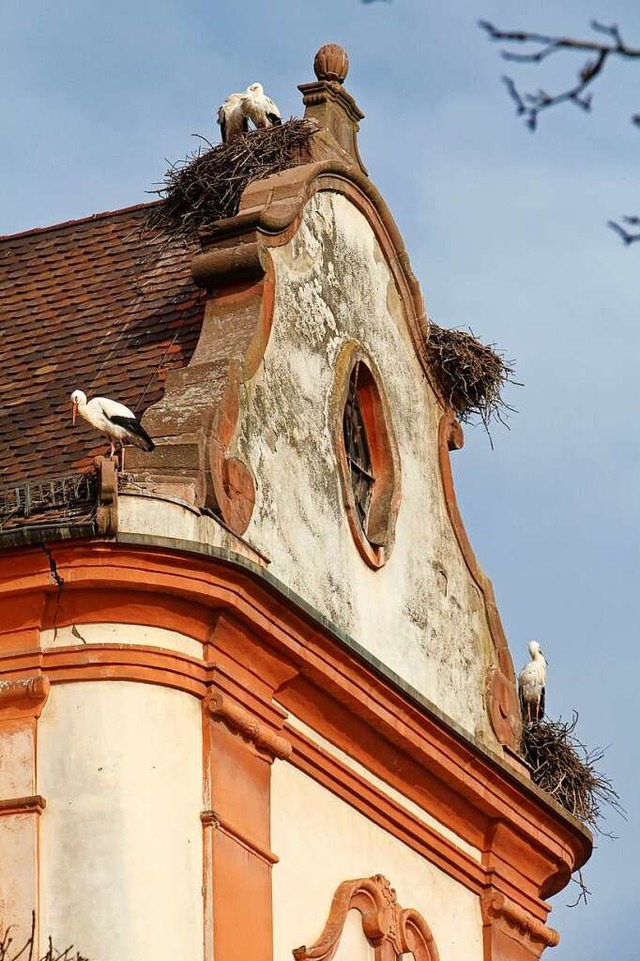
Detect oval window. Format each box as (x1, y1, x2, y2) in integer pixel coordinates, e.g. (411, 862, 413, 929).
(333, 346, 400, 569)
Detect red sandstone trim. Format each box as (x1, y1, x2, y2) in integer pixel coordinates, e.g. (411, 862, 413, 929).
(0, 795, 46, 816)
(0, 542, 591, 926)
(437, 412, 521, 750)
(201, 810, 279, 865)
(293, 874, 440, 961)
(286, 723, 485, 895)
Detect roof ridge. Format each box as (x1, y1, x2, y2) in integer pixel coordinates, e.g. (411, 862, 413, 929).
(1, 199, 161, 243)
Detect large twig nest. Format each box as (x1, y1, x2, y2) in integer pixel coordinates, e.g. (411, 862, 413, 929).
(147, 119, 317, 238)
(426, 323, 518, 432)
(522, 714, 622, 831)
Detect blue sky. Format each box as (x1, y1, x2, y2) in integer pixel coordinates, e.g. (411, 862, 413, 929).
(3, 0, 639, 955)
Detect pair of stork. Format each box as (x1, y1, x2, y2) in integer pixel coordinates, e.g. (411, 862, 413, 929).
(217, 82, 281, 144)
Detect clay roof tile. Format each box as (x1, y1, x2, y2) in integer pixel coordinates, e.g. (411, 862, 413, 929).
(0, 203, 205, 485)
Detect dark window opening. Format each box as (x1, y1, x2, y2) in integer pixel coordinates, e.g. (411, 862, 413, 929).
(343, 361, 375, 533)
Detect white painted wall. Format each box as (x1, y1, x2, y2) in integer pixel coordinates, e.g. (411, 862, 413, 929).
(233, 190, 497, 741)
(283, 709, 481, 862)
(271, 761, 483, 961)
(0, 726, 34, 797)
(0, 813, 38, 949)
(37, 682, 203, 961)
(41, 622, 203, 659)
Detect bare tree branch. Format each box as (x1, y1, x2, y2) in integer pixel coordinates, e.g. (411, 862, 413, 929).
(566, 868, 592, 908)
(479, 19, 640, 130)
(608, 219, 640, 245)
(481, 19, 640, 245)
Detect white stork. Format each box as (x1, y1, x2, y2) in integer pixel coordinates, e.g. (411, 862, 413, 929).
(518, 641, 547, 724)
(217, 92, 249, 144)
(240, 82, 282, 130)
(70, 389, 155, 470)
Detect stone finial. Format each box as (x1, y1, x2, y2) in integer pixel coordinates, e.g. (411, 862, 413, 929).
(299, 44, 367, 174)
(313, 44, 349, 83)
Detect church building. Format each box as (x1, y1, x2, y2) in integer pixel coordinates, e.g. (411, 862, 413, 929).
(0, 45, 590, 961)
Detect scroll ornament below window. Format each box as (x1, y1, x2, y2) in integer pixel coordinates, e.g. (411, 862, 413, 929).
(293, 874, 440, 961)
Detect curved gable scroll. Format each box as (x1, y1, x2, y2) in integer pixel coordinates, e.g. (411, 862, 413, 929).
(134, 158, 430, 538)
(293, 874, 439, 961)
(183, 160, 433, 539)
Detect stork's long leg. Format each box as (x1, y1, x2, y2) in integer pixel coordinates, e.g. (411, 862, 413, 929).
(120, 446, 125, 472)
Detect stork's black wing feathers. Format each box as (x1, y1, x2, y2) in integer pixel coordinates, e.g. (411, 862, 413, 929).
(267, 113, 282, 126)
(108, 415, 155, 452)
(539, 685, 545, 720)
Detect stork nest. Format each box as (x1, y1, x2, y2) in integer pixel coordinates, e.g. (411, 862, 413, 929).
(426, 323, 518, 432)
(522, 715, 622, 831)
(147, 119, 317, 239)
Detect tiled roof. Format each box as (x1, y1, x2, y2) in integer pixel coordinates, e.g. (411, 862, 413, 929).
(0, 203, 205, 487)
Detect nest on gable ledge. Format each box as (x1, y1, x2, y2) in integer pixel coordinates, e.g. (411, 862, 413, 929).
(426, 323, 518, 434)
(147, 119, 317, 239)
(522, 714, 622, 832)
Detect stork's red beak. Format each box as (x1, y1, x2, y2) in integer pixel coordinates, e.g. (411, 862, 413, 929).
(72, 402, 78, 426)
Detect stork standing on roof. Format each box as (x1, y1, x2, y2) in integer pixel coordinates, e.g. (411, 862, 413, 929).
(217, 92, 249, 144)
(518, 641, 547, 724)
(70, 389, 155, 470)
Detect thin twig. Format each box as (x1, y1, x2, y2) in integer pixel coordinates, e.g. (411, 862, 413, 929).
(480, 19, 640, 130)
(608, 219, 640, 245)
(566, 869, 592, 908)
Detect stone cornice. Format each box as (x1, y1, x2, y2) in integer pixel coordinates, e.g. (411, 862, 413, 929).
(0, 539, 591, 909)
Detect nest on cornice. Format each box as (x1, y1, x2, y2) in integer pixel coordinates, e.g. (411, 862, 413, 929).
(522, 714, 622, 831)
(147, 119, 317, 239)
(426, 323, 518, 434)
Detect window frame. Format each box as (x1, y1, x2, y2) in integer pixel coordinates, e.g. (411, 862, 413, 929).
(332, 343, 401, 569)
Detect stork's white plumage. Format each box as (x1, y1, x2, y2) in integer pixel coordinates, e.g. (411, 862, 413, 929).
(240, 82, 282, 130)
(518, 641, 547, 724)
(71, 389, 155, 469)
(217, 92, 249, 144)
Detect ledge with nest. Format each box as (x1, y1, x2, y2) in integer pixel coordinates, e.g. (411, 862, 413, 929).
(426, 322, 519, 437)
(522, 714, 621, 832)
(147, 119, 317, 240)
(522, 713, 623, 906)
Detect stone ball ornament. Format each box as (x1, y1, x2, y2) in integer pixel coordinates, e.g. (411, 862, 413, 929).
(313, 44, 350, 83)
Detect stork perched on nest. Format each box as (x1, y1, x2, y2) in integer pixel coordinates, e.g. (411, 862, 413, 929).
(217, 92, 248, 144)
(519, 641, 547, 724)
(70, 389, 155, 470)
(217, 83, 281, 143)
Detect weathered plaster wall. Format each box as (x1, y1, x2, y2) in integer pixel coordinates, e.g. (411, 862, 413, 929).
(118, 493, 268, 567)
(271, 760, 483, 961)
(37, 682, 203, 961)
(231, 191, 496, 740)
